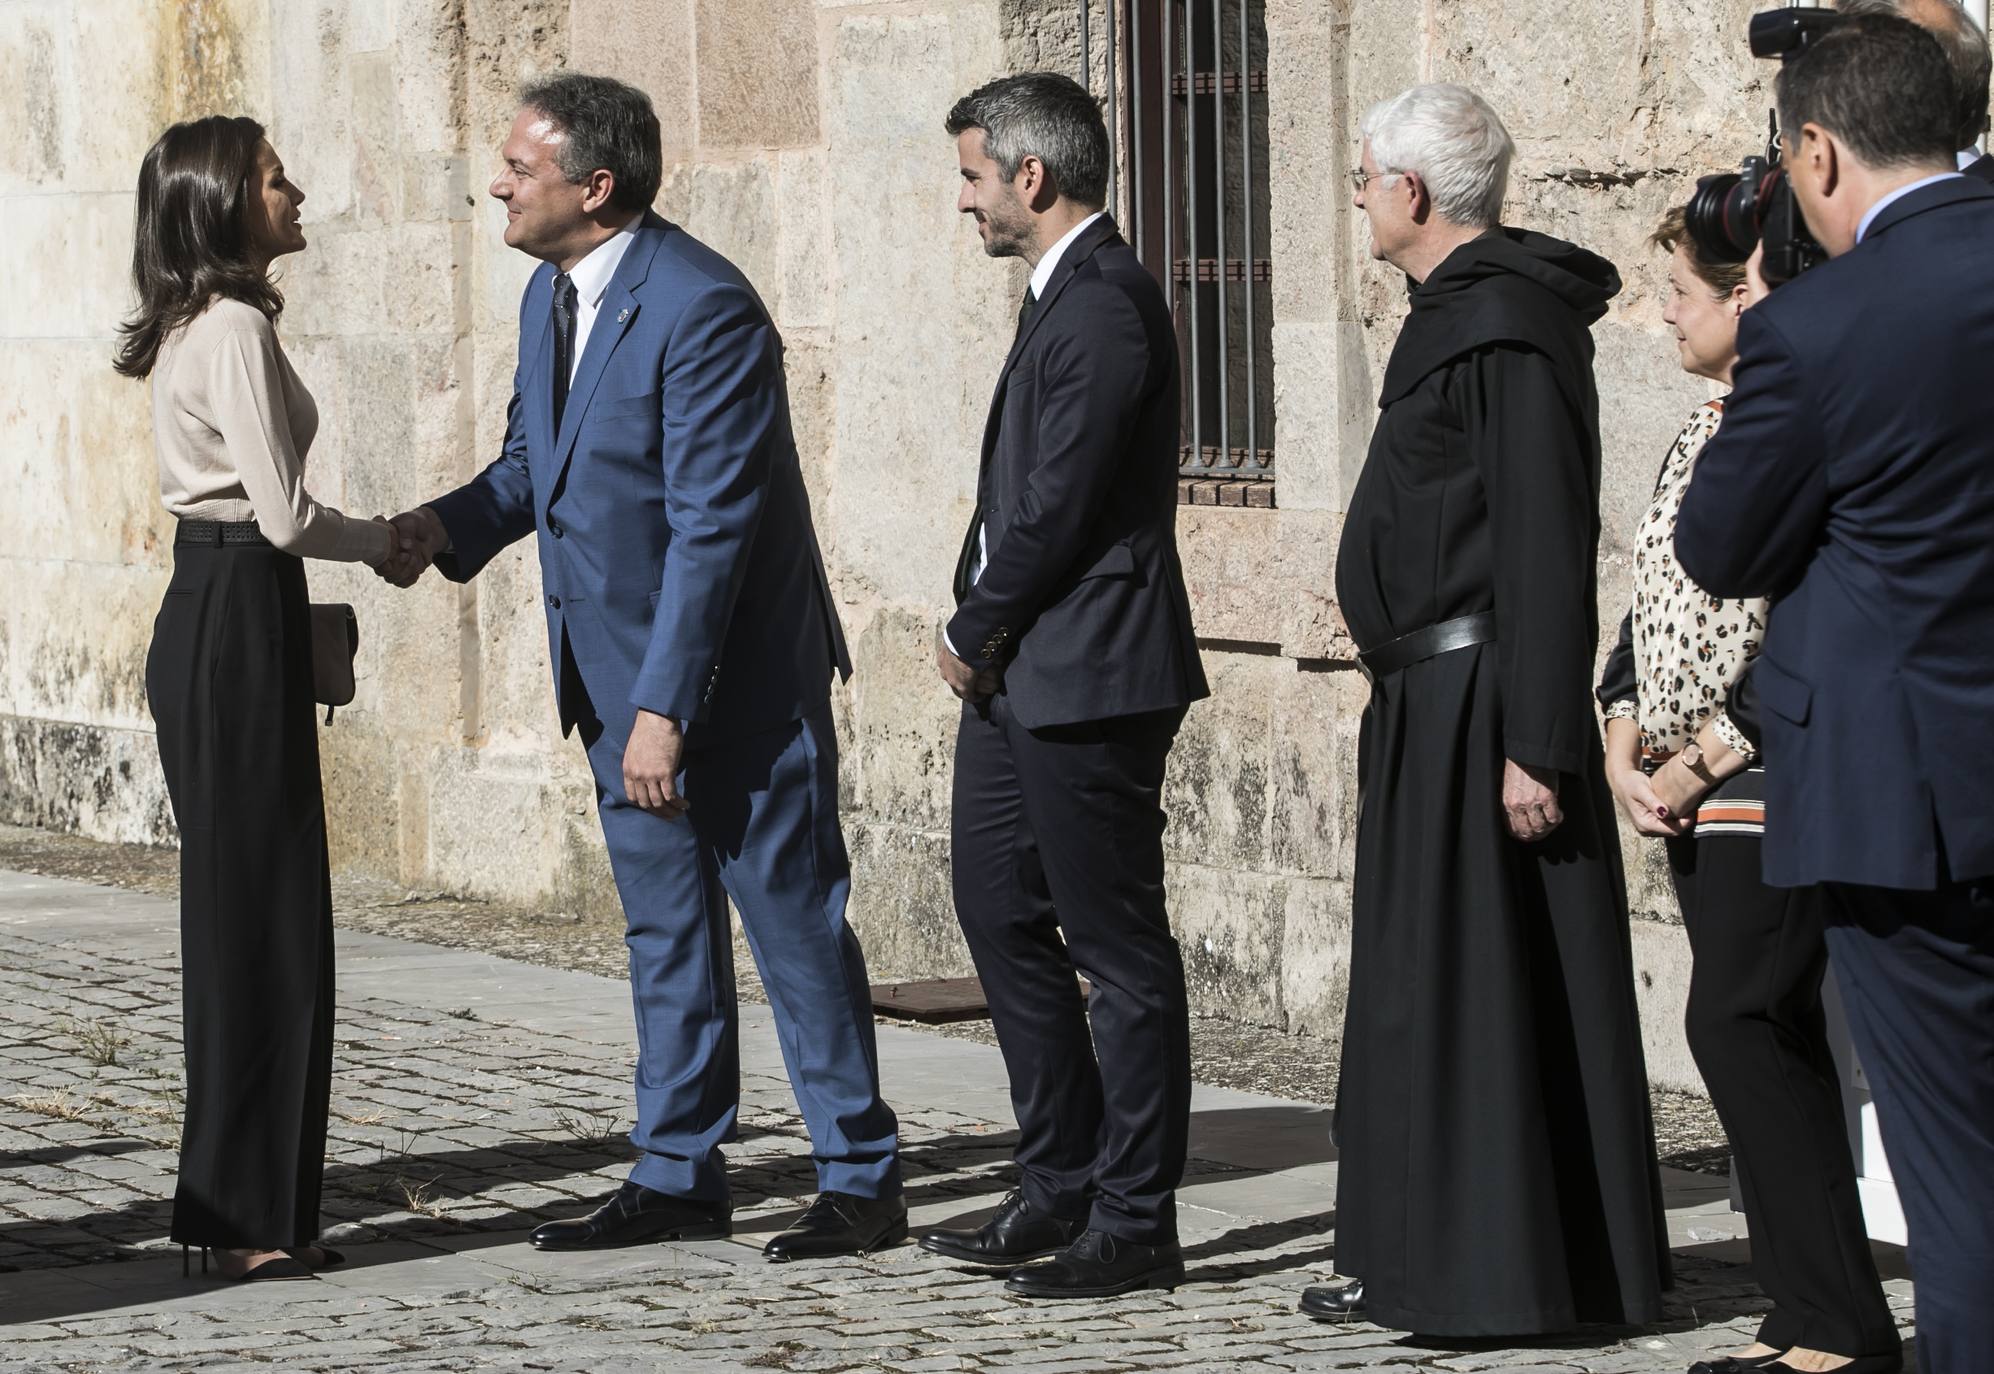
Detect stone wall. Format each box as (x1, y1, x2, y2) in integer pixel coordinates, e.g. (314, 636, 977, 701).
(4, 0, 1899, 1095)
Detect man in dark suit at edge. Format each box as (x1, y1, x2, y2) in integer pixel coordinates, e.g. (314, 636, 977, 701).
(1836, 0, 1993, 180)
(1675, 18, 1994, 1373)
(914, 72, 1210, 1300)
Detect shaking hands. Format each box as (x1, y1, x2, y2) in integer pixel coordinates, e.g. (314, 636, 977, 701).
(372, 508, 450, 588)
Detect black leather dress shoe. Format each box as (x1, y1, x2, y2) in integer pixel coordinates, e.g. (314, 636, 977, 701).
(918, 1189, 1086, 1266)
(528, 1182, 730, 1251)
(1298, 1280, 1366, 1321)
(1004, 1229, 1184, 1299)
(764, 1191, 908, 1262)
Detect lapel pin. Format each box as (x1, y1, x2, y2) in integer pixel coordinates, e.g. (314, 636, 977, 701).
(617, 307, 631, 324)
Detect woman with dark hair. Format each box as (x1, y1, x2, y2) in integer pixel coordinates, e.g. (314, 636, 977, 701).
(1597, 213, 1900, 1374)
(117, 116, 407, 1282)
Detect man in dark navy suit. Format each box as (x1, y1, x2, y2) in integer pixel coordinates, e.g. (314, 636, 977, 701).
(1836, 0, 1992, 178)
(914, 73, 1208, 1300)
(385, 74, 903, 1263)
(1676, 18, 1994, 1373)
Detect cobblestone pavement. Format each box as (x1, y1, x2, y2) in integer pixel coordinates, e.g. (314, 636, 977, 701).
(0, 869, 1916, 1373)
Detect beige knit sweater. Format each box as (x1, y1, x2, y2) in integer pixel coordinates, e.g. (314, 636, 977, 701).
(149, 297, 392, 566)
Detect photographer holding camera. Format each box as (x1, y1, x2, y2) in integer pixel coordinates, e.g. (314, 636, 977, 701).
(1675, 15, 1994, 1374)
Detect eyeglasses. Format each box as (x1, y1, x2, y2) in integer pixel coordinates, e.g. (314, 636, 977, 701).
(1349, 168, 1405, 193)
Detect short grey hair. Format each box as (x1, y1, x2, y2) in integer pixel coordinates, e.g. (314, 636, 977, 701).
(1359, 83, 1515, 229)
(944, 72, 1110, 208)
(1836, 0, 1991, 147)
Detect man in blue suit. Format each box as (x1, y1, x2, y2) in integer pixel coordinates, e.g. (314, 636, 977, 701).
(386, 74, 904, 1261)
(1675, 18, 1994, 1373)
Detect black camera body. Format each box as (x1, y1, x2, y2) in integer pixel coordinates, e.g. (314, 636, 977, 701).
(1684, 6, 1845, 285)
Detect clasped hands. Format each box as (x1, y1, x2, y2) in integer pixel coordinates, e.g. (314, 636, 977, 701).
(370, 508, 449, 588)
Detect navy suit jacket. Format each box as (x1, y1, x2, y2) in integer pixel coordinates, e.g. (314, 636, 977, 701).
(429, 213, 850, 748)
(1675, 176, 1994, 889)
(948, 215, 1208, 728)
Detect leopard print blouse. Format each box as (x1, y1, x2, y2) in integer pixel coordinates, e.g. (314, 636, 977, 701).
(1603, 400, 1768, 760)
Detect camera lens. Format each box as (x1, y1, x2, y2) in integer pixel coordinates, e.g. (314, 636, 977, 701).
(1685, 172, 1756, 263)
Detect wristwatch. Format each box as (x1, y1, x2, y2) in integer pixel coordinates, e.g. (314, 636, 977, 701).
(1678, 741, 1717, 786)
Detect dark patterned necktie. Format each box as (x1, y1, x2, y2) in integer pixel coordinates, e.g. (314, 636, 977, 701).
(551, 272, 578, 431)
(1015, 283, 1037, 341)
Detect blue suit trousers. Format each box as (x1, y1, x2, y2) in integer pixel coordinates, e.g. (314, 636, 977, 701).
(576, 691, 900, 1203)
(1823, 879, 1994, 1374)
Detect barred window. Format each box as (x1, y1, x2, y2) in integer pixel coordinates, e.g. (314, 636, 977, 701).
(1086, 1, 1275, 508)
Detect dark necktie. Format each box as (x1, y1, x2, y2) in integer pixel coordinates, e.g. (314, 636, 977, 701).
(551, 272, 578, 431)
(1015, 283, 1037, 341)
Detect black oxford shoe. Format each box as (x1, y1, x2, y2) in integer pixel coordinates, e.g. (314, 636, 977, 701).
(528, 1181, 730, 1251)
(1298, 1279, 1366, 1322)
(1003, 1229, 1185, 1299)
(763, 1191, 908, 1263)
(919, 1189, 1086, 1267)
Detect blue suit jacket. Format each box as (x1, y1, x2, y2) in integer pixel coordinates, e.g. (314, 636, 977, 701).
(429, 213, 850, 748)
(1675, 176, 1994, 889)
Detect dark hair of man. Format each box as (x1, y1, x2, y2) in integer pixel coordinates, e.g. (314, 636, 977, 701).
(1836, 0, 1991, 149)
(113, 116, 281, 381)
(1778, 15, 1962, 169)
(943, 72, 1110, 209)
(1651, 206, 1748, 297)
(519, 73, 663, 214)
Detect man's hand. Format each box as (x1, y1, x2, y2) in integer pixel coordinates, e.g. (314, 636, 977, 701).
(1743, 241, 1771, 307)
(936, 623, 1000, 702)
(1502, 758, 1564, 842)
(623, 709, 689, 821)
(375, 507, 449, 588)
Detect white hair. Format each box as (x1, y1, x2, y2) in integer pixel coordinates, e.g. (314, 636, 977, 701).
(1359, 83, 1515, 228)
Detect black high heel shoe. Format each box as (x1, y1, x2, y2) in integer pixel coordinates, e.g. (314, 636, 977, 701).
(182, 1245, 316, 1282)
(287, 1245, 347, 1271)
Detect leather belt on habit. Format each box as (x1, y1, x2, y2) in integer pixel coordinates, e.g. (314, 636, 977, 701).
(175, 520, 269, 547)
(1357, 611, 1497, 685)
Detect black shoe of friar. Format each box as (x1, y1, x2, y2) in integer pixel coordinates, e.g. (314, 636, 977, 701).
(1003, 1229, 1185, 1299)
(763, 1191, 908, 1263)
(528, 1181, 730, 1251)
(917, 1189, 1085, 1267)
(1298, 1279, 1366, 1322)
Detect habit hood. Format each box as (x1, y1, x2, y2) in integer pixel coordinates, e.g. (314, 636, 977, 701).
(1379, 228, 1621, 409)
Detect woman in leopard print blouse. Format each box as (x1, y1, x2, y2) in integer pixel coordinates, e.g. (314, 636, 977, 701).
(1595, 209, 1900, 1374)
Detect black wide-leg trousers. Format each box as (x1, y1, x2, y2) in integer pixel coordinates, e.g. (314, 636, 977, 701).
(1668, 834, 1898, 1359)
(146, 539, 333, 1248)
(949, 694, 1190, 1244)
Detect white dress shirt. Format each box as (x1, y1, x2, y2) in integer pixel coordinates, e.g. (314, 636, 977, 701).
(560, 215, 644, 380)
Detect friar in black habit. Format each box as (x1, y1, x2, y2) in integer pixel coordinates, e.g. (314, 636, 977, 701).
(1300, 84, 1671, 1337)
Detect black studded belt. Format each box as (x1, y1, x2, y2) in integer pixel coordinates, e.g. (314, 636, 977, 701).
(1357, 612, 1497, 685)
(175, 520, 269, 547)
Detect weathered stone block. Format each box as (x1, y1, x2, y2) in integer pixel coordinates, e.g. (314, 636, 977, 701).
(845, 819, 971, 981)
(0, 715, 174, 847)
(569, 0, 693, 157)
(695, 0, 821, 150)
(1169, 863, 1286, 1028)
(776, 150, 831, 329)
(844, 607, 959, 836)
(1165, 651, 1271, 871)
(1277, 874, 1354, 1040)
(686, 158, 780, 307)
(826, 7, 1009, 607)
(1267, 660, 1365, 881)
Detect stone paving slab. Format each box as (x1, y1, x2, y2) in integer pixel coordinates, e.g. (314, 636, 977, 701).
(0, 868, 1917, 1372)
